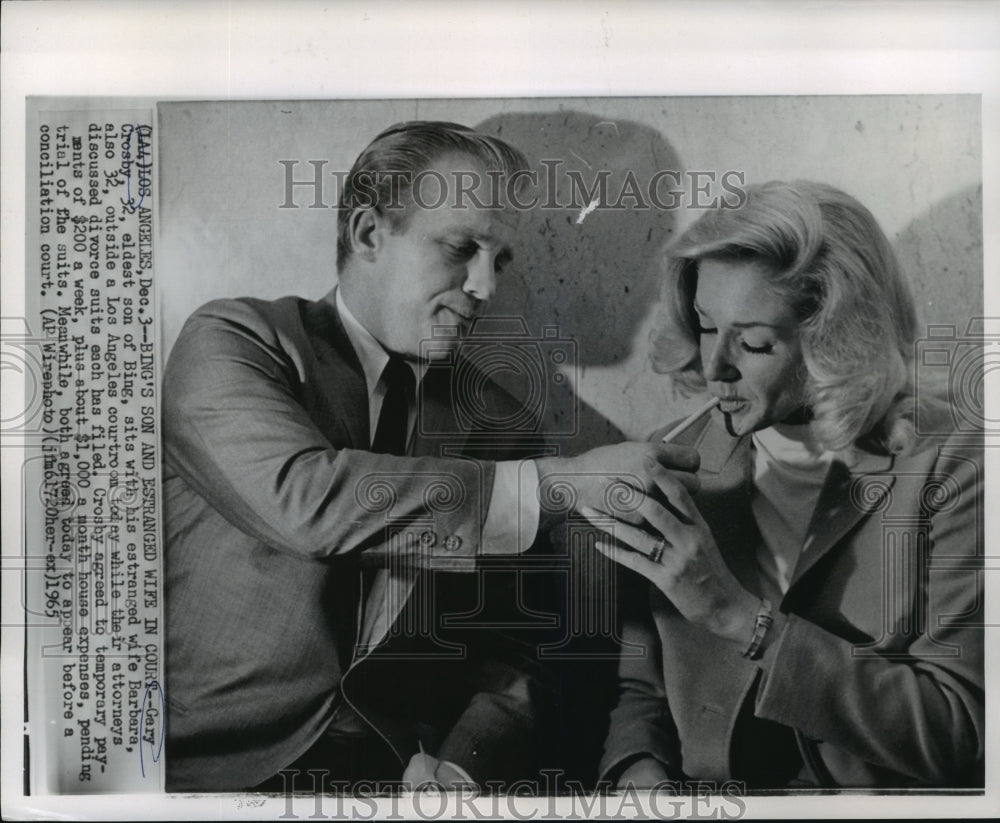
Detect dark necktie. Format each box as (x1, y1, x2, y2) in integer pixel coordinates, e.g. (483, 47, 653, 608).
(371, 355, 415, 456)
(340, 355, 415, 665)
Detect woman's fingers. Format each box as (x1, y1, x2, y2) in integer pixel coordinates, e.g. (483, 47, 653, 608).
(594, 537, 659, 576)
(582, 487, 692, 547)
(632, 496, 692, 539)
(580, 505, 664, 557)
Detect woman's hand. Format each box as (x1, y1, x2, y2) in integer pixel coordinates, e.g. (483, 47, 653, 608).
(582, 458, 759, 644)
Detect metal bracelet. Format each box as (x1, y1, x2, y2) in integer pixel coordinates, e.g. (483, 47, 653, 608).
(741, 597, 773, 660)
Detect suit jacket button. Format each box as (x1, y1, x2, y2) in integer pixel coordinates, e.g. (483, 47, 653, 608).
(420, 530, 437, 548)
(443, 535, 462, 552)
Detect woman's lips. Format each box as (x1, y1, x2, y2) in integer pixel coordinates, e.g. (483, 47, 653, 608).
(716, 397, 748, 413)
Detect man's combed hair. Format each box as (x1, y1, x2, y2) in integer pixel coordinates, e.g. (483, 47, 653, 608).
(336, 121, 530, 269)
(650, 180, 925, 455)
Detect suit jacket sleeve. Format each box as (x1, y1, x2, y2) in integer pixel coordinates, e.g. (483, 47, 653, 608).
(162, 298, 496, 563)
(753, 438, 985, 785)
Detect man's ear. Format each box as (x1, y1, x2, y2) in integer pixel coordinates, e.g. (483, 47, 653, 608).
(347, 208, 386, 263)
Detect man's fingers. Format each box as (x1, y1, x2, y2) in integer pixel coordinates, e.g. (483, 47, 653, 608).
(639, 470, 698, 526)
(402, 752, 439, 785)
(652, 443, 700, 473)
(661, 468, 700, 496)
(648, 444, 701, 496)
(434, 761, 475, 788)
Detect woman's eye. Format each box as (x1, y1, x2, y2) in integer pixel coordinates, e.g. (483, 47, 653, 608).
(696, 324, 717, 336)
(741, 340, 774, 354)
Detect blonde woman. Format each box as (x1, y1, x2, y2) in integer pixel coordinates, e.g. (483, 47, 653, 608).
(594, 181, 984, 789)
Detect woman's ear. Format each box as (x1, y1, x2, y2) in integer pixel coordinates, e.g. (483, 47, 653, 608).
(347, 208, 383, 263)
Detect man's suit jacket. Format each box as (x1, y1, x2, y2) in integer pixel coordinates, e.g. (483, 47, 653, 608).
(162, 293, 548, 791)
(600, 413, 984, 788)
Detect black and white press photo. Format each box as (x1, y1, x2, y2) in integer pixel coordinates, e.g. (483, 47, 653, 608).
(3, 4, 997, 821)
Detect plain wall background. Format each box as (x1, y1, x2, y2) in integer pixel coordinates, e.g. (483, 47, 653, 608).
(158, 96, 982, 455)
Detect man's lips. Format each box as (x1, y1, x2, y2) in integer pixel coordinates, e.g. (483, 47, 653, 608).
(440, 306, 473, 323)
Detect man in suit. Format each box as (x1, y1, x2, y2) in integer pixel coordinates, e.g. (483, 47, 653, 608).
(162, 121, 695, 792)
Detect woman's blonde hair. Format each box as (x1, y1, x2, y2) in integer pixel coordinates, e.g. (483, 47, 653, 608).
(651, 180, 924, 454)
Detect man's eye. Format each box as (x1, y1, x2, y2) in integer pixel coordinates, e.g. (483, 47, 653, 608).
(696, 324, 717, 336)
(446, 243, 477, 261)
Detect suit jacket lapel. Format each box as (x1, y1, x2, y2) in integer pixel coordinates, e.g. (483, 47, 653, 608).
(787, 448, 896, 591)
(303, 290, 370, 448)
(692, 419, 898, 600)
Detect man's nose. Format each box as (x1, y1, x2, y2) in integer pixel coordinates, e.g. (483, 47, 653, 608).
(703, 338, 739, 382)
(463, 254, 497, 302)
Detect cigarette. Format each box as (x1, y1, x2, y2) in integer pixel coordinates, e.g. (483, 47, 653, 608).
(660, 397, 720, 443)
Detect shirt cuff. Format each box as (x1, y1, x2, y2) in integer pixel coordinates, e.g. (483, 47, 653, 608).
(480, 460, 540, 555)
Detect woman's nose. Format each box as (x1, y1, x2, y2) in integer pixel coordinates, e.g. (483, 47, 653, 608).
(703, 338, 739, 382)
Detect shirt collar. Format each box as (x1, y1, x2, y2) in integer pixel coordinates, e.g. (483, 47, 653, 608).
(335, 288, 427, 398)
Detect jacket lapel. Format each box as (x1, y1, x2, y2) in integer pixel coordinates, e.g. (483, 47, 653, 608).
(691, 418, 898, 599)
(304, 289, 371, 448)
(787, 448, 896, 591)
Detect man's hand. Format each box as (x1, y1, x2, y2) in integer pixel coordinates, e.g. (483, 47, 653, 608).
(535, 442, 700, 527)
(402, 751, 476, 790)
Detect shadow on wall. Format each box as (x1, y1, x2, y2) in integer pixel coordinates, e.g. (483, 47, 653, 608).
(475, 111, 682, 456)
(472, 112, 683, 787)
(894, 184, 986, 434)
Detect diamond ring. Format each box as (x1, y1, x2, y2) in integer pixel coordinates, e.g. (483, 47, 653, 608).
(647, 538, 666, 564)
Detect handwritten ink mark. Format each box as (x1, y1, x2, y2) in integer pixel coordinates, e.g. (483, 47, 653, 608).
(121, 124, 153, 214)
(139, 680, 166, 777)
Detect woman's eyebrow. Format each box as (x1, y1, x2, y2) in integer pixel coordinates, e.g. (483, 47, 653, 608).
(693, 301, 784, 330)
(731, 320, 784, 330)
